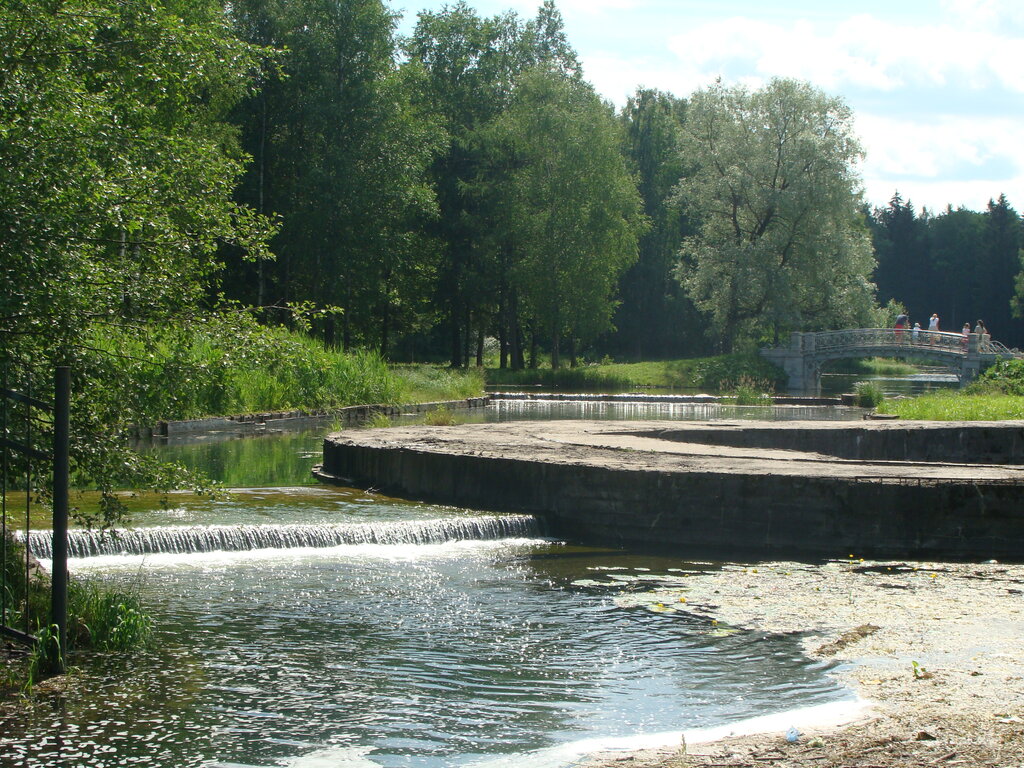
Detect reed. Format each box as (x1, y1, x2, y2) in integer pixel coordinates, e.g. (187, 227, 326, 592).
(422, 405, 458, 426)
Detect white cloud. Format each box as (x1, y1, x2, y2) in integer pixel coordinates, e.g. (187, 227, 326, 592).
(666, 14, 1024, 96)
(655, 8, 1024, 210)
(855, 112, 1024, 210)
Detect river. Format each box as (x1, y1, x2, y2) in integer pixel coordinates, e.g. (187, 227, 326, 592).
(5, 400, 865, 768)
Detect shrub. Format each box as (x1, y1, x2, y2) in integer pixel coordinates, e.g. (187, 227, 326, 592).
(853, 381, 885, 408)
(423, 405, 458, 426)
(966, 359, 1024, 396)
(694, 354, 785, 392)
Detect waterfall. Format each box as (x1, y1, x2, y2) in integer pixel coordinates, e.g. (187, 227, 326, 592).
(22, 515, 544, 559)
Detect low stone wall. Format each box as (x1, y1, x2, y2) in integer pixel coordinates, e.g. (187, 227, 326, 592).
(147, 396, 491, 437)
(640, 421, 1024, 464)
(316, 420, 1024, 562)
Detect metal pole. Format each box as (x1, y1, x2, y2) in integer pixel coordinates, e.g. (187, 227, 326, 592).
(51, 367, 70, 672)
(1, 367, 7, 630)
(24, 379, 31, 639)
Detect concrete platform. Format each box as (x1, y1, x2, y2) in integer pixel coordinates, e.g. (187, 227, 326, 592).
(315, 420, 1024, 561)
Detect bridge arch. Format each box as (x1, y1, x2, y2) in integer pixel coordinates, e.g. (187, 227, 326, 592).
(760, 328, 1021, 393)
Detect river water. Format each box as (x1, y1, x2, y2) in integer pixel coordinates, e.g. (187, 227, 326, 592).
(5, 401, 863, 768)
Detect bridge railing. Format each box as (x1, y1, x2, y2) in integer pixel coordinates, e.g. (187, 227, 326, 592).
(808, 328, 967, 355)
(980, 337, 1022, 357)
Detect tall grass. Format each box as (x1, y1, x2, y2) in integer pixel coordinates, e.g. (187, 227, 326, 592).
(391, 365, 485, 403)
(3, 534, 152, 691)
(484, 356, 778, 392)
(877, 392, 1024, 420)
(86, 321, 405, 420)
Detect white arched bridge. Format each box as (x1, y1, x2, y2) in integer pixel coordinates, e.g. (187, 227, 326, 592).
(761, 328, 1023, 392)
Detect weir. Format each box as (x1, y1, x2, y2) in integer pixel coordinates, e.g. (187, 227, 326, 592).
(315, 419, 1024, 562)
(22, 515, 542, 558)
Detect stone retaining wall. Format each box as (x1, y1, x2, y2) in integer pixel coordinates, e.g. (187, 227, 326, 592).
(641, 422, 1024, 464)
(317, 421, 1024, 562)
(147, 396, 490, 437)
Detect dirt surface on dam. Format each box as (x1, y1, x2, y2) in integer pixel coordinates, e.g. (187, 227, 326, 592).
(318, 419, 1024, 561)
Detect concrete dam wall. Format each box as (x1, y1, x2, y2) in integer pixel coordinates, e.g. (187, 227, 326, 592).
(316, 420, 1024, 562)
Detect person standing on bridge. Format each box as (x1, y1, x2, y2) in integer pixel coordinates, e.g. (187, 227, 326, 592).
(974, 320, 988, 344)
(895, 311, 908, 342)
(962, 322, 971, 347)
(928, 313, 940, 343)
(912, 322, 921, 343)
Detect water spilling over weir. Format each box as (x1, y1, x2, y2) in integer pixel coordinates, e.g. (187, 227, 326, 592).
(23, 514, 542, 558)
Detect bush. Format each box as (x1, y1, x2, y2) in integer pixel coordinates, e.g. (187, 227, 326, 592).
(853, 381, 885, 408)
(694, 354, 786, 392)
(966, 359, 1024, 396)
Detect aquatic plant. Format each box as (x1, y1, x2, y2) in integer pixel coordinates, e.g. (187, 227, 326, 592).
(365, 412, 393, 429)
(423, 406, 458, 426)
(853, 381, 885, 408)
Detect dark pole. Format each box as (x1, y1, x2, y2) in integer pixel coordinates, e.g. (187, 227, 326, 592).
(50, 366, 70, 672)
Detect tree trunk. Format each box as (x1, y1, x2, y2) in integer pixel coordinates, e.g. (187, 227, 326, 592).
(449, 296, 462, 368)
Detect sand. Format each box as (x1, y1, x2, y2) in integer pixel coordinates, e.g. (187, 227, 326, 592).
(577, 558, 1024, 767)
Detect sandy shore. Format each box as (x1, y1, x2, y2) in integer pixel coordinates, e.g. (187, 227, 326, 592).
(578, 558, 1024, 767)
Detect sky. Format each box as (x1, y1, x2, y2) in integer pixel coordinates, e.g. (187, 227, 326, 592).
(389, 0, 1024, 214)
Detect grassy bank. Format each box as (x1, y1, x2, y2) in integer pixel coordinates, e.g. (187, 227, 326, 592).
(877, 392, 1024, 420)
(485, 354, 786, 393)
(2, 535, 151, 695)
(825, 357, 918, 375)
(875, 359, 1024, 420)
(90, 321, 485, 421)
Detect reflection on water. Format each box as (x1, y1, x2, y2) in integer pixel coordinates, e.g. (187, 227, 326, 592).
(0, 401, 865, 767)
(820, 367, 959, 397)
(6, 538, 847, 768)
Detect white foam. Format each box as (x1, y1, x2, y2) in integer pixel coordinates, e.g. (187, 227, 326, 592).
(65, 537, 552, 571)
(465, 698, 872, 768)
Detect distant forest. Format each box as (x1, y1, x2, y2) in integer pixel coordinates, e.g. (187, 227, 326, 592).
(217, 0, 1024, 362)
(5, 0, 1023, 376)
(869, 193, 1024, 348)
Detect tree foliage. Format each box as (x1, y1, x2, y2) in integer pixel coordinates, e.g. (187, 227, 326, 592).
(674, 78, 878, 350)
(871, 194, 1024, 346)
(0, 0, 272, 524)
(609, 88, 704, 360)
(225, 0, 442, 354)
(485, 69, 645, 368)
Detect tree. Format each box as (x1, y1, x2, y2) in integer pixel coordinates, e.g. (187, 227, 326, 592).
(404, 0, 580, 366)
(610, 88, 704, 360)
(981, 195, 1023, 345)
(0, 0, 272, 524)
(488, 69, 645, 368)
(226, 0, 441, 354)
(674, 78, 877, 350)
(870, 193, 932, 317)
